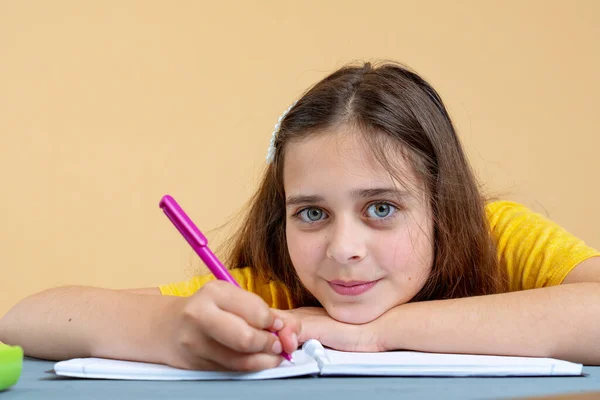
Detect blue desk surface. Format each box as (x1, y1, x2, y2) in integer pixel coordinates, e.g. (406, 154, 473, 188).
(2, 358, 600, 400)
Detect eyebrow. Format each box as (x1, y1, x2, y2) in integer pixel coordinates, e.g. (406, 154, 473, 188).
(285, 188, 409, 207)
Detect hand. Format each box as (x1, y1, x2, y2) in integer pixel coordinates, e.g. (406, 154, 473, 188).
(161, 280, 300, 371)
(286, 307, 385, 352)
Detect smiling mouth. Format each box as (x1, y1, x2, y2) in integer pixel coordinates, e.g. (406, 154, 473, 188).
(328, 279, 380, 296)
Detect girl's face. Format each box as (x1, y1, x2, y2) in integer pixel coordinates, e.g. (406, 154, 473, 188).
(283, 127, 434, 324)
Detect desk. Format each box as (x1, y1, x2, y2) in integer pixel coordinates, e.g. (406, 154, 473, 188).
(3, 358, 600, 400)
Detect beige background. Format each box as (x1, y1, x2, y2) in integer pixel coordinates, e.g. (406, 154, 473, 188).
(1, 1, 598, 316)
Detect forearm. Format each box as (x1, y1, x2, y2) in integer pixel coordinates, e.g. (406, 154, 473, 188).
(0, 286, 179, 363)
(382, 282, 600, 365)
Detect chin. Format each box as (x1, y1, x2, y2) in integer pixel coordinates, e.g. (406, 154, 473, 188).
(323, 303, 386, 325)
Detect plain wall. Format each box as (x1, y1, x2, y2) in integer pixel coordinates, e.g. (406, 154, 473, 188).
(1, 0, 599, 315)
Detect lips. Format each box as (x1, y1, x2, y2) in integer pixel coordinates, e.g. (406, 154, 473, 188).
(328, 279, 379, 296)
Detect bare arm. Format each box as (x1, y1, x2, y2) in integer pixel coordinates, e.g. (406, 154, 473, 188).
(0, 283, 300, 371)
(293, 257, 600, 365)
(380, 257, 600, 365)
(0, 286, 178, 363)
(121, 287, 161, 295)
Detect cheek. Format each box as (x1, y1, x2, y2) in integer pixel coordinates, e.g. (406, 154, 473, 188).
(374, 221, 434, 279)
(286, 228, 325, 276)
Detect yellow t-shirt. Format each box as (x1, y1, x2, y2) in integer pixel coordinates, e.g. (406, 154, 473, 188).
(159, 201, 599, 307)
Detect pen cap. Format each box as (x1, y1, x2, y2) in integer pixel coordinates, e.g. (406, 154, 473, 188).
(159, 195, 208, 248)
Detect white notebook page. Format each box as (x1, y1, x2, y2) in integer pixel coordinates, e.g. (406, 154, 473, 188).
(319, 349, 583, 377)
(54, 349, 319, 381)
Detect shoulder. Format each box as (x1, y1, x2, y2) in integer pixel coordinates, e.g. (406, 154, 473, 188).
(484, 199, 600, 290)
(485, 200, 529, 218)
(484, 200, 538, 231)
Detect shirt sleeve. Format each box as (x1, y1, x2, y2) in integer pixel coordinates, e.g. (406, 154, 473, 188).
(159, 273, 219, 297)
(158, 266, 294, 309)
(487, 201, 600, 291)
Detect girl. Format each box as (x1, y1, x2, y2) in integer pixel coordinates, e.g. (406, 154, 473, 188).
(1, 61, 599, 372)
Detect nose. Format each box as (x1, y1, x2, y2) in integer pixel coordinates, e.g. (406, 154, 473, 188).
(325, 217, 367, 265)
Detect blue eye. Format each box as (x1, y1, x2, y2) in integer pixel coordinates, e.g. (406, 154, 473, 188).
(298, 208, 326, 222)
(366, 203, 396, 219)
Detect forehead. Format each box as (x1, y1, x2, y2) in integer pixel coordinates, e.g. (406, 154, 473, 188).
(283, 126, 421, 193)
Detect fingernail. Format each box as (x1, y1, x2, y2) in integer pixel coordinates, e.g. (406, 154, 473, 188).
(272, 340, 282, 354)
(272, 318, 284, 331)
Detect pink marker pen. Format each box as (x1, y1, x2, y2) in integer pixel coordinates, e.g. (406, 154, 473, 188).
(159, 194, 294, 364)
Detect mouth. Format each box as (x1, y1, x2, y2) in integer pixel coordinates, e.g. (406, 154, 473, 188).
(327, 279, 380, 296)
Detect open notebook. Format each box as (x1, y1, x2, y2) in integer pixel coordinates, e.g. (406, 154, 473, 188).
(53, 339, 583, 380)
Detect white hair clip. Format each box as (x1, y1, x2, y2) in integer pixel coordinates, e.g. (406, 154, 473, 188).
(266, 101, 297, 164)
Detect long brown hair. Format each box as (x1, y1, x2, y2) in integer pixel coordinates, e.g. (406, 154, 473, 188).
(222, 61, 507, 307)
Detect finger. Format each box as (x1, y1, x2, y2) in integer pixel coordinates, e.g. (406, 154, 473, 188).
(202, 337, 284, 372)
(272, 310, 301, 355)
(278, 329, 298, 356)
(203, 281, 276, 330)
(202, 303, 282, 354)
